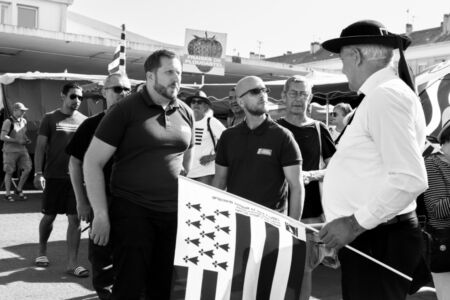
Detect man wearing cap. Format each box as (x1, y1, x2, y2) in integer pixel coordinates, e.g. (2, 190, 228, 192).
(213, 75, 304, 221)
(186, 90, 226, 185)
(0, 102, 32, 202)
(34, 82, 87, 276)
(66, 73, 131, 299)
(318, 20, 428, 299)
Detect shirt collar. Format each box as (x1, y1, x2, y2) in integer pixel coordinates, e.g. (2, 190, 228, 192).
(239, 114, 272, 135)
(359, 66, 397, 96)
(139, 86, 180, 110)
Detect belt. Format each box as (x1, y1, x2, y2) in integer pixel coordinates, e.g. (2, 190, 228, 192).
(382, 211, 417, 226)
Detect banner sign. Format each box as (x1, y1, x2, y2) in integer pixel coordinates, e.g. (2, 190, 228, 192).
(182, 29, 227, 76)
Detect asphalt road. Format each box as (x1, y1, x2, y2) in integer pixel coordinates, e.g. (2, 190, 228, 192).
(0, 192, 437, 300)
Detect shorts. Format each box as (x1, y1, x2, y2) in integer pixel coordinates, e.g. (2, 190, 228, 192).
(3, 151, 32, 174)
(41, 178, 77, 215)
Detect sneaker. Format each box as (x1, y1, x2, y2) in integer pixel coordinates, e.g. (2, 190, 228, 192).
(5, 194, 14, 202)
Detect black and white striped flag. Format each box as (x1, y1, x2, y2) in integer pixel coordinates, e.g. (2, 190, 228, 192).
(108, 24, 126, 74)
(171, 177, 306, 300)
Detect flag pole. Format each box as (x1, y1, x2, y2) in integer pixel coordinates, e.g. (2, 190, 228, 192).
(297, 222, 413, 282)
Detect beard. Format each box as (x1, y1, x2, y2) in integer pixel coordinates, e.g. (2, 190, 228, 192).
(244, 102, 267, 116)
(154, 74, 179, 101)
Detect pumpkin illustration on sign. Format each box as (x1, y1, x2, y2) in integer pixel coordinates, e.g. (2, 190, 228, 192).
(187, 32, 223, 73)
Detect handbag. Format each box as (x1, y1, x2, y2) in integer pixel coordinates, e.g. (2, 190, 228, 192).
(429, 228, 450, 273)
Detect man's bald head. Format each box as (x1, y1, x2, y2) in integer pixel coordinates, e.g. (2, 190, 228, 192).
(104, 73, 131, 89)
(102, 73, 132, 109)
(235, 76, 265, 99)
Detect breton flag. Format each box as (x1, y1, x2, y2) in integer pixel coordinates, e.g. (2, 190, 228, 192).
(171, 177, 306, 300)
(108, 24, 126, 74)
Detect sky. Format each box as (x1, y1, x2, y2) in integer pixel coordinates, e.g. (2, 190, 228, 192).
(70, 0, 450, 58)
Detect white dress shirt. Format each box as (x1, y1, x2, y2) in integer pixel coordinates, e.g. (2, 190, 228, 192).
(322, 67, 428, 229)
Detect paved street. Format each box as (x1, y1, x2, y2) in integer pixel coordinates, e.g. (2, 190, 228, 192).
(0, 192, 437, 300)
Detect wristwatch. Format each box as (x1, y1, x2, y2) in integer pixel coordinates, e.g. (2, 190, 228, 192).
(34, 171, 43, 176)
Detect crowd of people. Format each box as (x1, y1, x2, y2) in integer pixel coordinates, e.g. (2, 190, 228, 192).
(1, 19, 450, 300)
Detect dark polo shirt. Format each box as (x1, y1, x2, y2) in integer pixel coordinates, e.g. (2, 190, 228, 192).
(215, 116, 302, 209)
(95, 88, 194, 212)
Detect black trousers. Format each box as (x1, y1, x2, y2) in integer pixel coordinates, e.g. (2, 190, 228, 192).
(110, 197, 177, 300)
(338, 217, 423, 300)
(88, 239, 113, 300)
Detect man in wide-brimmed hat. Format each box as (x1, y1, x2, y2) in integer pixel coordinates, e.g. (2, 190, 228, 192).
(186, 90, 226, 185)
(318, 20, 428, 299)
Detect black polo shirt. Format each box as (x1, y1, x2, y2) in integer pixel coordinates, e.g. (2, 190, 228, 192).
(95, 88, 194, 212)
(215, 116, 302, 209)
(66, 112, 114, 196)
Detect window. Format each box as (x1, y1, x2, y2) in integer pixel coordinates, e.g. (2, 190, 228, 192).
(0, 2, 11, 25)
(17, 5, 38, 28)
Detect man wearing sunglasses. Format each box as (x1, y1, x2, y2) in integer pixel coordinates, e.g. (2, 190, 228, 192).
(34, 82, 87, 277)
(186, 90, 226, 185)
(83, 50, 194, 299)
(213, 76, 304, 221)
(66, 73, 130, 299)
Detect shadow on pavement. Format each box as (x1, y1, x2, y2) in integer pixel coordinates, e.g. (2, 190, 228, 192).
(0, 240, 92, 291)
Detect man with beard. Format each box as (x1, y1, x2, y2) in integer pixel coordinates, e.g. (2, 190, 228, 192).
(34, 83, 87, 276)
(83, 50, 194, 299)
(66, 73, 131, 299)
(213, 76, 304, 221)
(227, 87, 245, 127)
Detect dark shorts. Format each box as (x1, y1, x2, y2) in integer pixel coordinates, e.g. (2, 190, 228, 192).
(41, 178, 77, 215)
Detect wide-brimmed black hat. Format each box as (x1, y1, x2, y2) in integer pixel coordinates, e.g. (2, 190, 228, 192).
(322, 20, 415, 92)
(185, 90, 212, 106)
(322, 20, 411, 53)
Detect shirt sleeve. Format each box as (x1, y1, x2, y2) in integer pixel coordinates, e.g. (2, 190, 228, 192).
(280, 130, 302, 167)
(215, 129, 230, 167)
(1, 119, 11, 133)
(38, 114, 51, 138)
(65, 118, 92, 161)
(424, 156, 450, 220)
(95, 103, 127, 147)
(319, 122, 336, 160)
(354, 88, 428, 229)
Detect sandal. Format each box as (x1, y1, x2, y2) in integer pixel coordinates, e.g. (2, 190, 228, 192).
(35, 256, 50, 267)
(66, 266, 89, 278)
(15, 190, 27, 201)
(5, 194, 14, 202)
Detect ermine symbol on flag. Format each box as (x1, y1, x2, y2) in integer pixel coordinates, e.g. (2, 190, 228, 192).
(171, 178, 307, 300)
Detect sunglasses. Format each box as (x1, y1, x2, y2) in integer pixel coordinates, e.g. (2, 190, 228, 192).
(69, 94, 83, 101)
(106, 86, 131, 94)
(190, 99, 207, 105)
(239, 87, 271, 98)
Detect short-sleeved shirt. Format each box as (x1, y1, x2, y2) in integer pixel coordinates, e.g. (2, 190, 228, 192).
(1, 117, 28, 153)
(65, 112, 113, 196)
(277, 119, 336, 218)
(39, 110, 86, 179)
(187, 116, 226, 178)
(215, 116, 302, 209)
(95, 88, 194, 212)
